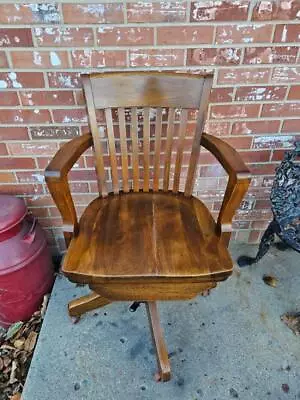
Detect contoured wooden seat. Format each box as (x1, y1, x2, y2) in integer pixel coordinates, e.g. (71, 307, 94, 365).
(45, 72, 251, 381)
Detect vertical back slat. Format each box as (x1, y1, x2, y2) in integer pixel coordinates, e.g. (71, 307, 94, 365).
(163, 108, 175, 192)
(143, 107, 150, 192)
(105, 108, 119, 194)
(118, 107, 129, 193)
(172, 109, 188, 193)
(184, 77, 213, 197)
(82, 76, 107, 197)
(131, 107, 139, 192)
(153, 108, 163, 191)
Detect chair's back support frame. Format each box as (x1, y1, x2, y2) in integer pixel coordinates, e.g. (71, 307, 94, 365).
(82, 72, 213, 198)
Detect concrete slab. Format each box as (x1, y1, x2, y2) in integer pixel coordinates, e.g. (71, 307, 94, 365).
(22, 244, 300, 400)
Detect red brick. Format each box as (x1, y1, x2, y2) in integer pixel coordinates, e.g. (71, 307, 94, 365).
(191, 0, 249, 21)
(222, 136, 253, 149)
(218, 68, 271, 84)
(63, 3, 124, 23)
(251, 220, 270, 229)
(0, 28, 33, 47)
(0, 109, 51, 124)
(16, 171, 45, 184)
(261, 102, 300, 117)
(157, 26, 213, 45)
(36, 156, 84, 169)
(8, 142, 57, 156)
(281, 119, 300, 132)
(249, 163, 278, 175)
(239, 150, 271, 163)
(97, 27, 154, 46)
(232, 120, 280, 135)
(252, 0, 300, 21)
(210, 104, 260, 119)
(34, 27, 94, 47)
(235, 86, 287, 101)
(274, 24, 300, 43)
(216, 24, 273, 44)
(200, 164, 227, 177)
(0, 172, 16, 183)
(0, 184, 43, 196)
(28, 207, 50, 219)
(38, 218, 62, 228)
(69, 170, 97, 181)
(127, 2, 186, 23)
(0, 91, 19, 106)
(0, 51, 8, 67)
(25, 195, 55, 208)
(0, 157, 35, 170)
(271, 149, 286, 161)
(272, 66, 300, 83)
(47, 72, 81, 88)
(248, 230, 262, 244)
(0, 72, 44, 88)
(30, 126, 80, 140)
(71, 50, 127, 68)
(0, 143, 8, 156)
(129, 49, 185, 67)
(288, 85, 300, 100)
(0, 127, 29, 141)
(209, 88, 234, 103)
(187, 48, 241, 66)
(69, 182, 89, 193)
(20, 91, 75, 106)
(204, 121, 231, 136)
(52, 109, 88, 124)
(11, 50, 69, 69)
(0, 4, 60, 24)
(243, 46, 298, 64)
(252, 135, 295, 149)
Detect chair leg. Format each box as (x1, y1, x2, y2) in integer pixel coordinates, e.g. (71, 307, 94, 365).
(68, 292, 110, 317)
(145, 302, 171, 382)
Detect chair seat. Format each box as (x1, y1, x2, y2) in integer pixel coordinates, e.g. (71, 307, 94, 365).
(63, 192, 233, 286)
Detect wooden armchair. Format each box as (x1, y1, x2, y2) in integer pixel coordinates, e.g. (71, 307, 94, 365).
(45, 72, 251, 382)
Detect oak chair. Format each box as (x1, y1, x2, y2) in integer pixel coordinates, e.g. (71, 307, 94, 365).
(45, 72, 251, 382)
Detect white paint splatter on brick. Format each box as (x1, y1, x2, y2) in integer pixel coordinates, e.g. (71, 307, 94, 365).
(28, 3, 60, 23)
(56, 73, 79, 88)
(14, 114, 24, 123)
(33, 51, 42, 66)
(0, 80, 8, 89)
(281, 1, 292, 11)
(253, 135, 294, 149)
(238, 122, 253, 134)
(32, 173, 45, 184)
(50, 51, 61, 66)
(45, 27, 55, 35)
(23, 92, 34, 106)
(281, 25, 288, 42)
(8, 72, 22, 88)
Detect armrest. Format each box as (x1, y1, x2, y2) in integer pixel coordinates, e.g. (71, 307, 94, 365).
(45, 133, 93, 246)
(201, 133, 251, 246)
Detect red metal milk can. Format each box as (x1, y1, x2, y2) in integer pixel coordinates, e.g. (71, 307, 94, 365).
(0, 195, 54, 328)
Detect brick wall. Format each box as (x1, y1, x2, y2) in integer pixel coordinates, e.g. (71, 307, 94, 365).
(0, 1, 299, 254)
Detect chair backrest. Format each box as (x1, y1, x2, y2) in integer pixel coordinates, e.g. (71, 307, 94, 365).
(82, 72, 213, 197)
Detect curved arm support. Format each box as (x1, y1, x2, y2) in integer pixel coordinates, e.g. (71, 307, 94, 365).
(45, 133, 93, 247)
(201, 133, 251, 246)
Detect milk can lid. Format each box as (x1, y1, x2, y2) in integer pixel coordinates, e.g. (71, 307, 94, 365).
(0, 195, 27, 234)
